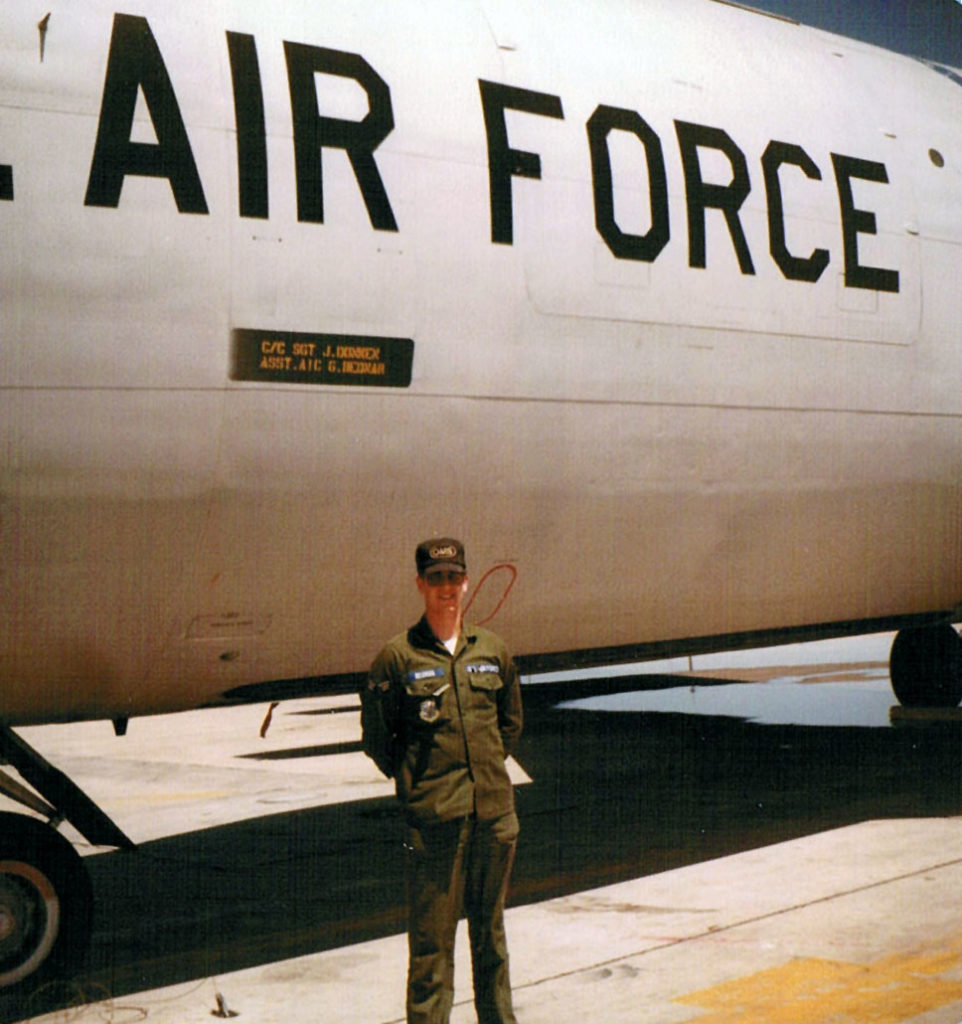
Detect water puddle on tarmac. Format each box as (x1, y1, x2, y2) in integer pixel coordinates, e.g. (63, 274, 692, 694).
(554, 669, 897, 728)
(528, 633, 928, 728)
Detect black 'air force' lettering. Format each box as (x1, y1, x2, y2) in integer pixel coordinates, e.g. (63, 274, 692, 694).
(675, 121, 755, 275)
(226, 31, 268, 220)
(762, 140, 831, 283)
(85, 13, 208, 213)
(284, 42, 398, 231)
(831, 153, 900, 293)
(587, 104, 670, 263)
(70, 14, 901, 294)
(478, 80, 565, 245)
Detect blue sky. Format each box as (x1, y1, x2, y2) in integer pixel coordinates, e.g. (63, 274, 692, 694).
(748, 0, 962, 66)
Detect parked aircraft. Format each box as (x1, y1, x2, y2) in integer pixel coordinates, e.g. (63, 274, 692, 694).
(2, 0, 961, 992)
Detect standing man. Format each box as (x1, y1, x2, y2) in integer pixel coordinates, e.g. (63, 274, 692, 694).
(361, 538, 523, 1024)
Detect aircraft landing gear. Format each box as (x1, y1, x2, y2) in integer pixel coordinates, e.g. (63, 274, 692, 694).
(0, 724, 133, 992)
(0, 812, 93, 990)
(890, 623, 962, 707)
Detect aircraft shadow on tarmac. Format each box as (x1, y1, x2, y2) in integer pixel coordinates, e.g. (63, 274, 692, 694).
(4, 674, 961, 1021)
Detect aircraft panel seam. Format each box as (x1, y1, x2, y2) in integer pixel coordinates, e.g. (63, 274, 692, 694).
(1, 385, 958, 422)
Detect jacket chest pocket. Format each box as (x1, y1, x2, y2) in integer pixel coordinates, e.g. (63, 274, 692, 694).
(464, 663, 503, 700)
(404, 669, 449, 726)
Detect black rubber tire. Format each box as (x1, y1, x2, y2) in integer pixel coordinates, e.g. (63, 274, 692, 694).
(0, 813, 93, 991)
(890, 624, 962, 708)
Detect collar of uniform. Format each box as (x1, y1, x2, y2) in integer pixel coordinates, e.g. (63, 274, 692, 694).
(409, 616, 478, 653)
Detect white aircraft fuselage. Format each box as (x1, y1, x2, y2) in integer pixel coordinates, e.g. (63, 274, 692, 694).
(3, 0, 962, 726)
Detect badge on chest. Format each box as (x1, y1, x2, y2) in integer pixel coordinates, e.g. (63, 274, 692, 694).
(419, 699, 441, 723)
(419, 681, 450, 723)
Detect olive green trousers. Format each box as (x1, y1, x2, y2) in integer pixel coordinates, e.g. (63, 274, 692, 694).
(404, 812, 519, 1024)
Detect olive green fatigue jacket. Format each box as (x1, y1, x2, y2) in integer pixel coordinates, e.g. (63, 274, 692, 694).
(361, 617, 523, 824)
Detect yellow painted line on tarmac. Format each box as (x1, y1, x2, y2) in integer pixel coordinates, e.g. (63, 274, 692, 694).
(676, 937, 962, 1023)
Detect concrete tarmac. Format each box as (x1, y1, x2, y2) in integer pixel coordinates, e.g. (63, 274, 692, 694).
(4, 633, 962, 1024)
(21, 819, 962, 1024)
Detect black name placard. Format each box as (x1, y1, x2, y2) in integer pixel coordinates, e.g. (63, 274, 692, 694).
(231, 329, 414, 387)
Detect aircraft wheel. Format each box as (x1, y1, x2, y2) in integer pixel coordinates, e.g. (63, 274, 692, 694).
(0, 813, 93, 990)
(890, 624, 962, 708)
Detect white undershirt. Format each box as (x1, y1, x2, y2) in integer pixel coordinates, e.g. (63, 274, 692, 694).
(442, 636, 458, 656)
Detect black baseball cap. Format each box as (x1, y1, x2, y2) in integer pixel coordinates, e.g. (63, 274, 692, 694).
(416, 537, 466, 577)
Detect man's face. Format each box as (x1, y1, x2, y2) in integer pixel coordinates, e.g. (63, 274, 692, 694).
(417, 569, 469, 621)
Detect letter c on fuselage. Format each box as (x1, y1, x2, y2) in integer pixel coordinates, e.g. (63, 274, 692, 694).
(762, 140, 830, 283)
